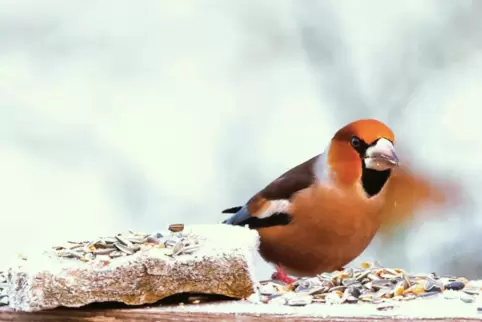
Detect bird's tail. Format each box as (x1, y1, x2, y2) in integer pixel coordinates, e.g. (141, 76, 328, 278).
(221, 206, 242, 214)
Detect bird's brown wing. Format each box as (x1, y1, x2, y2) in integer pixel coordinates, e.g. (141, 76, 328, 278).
(258, 155, 319, 201)
(378, 164, 462, 237)
(222, 155, 319, 228)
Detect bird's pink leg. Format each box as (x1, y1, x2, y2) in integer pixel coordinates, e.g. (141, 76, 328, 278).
(271, 264, 296, 284)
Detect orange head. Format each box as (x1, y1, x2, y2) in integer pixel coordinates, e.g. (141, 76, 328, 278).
(327, 119, 399, 197)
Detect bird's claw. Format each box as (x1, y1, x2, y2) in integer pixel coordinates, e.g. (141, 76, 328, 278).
(271, 272, 296, 284)
(271, 264, 296, 284)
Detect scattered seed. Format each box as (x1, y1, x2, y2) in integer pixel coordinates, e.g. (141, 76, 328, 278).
(52, 225, 200, 262)
(169, 224, 184, 232)
(259, 283, 279, 296)
(57, 249, 84, 259)
(377, 302, 396, 311)
(93, 248, 115, 255)
(257, 261, 481, 307)
(287, 295, 313, 306)
(463, 287, 480, 295)
(424, 278, 443, 292)
(419, 291, 442, 299)
(393, 281, 405, 296)
(460, 292, 475, 304)
(179, 245, 201, 255)
(325, 291, 342, 304)
(360, 262, 371, 269)
(445, 281, 465, 291)
(109, 251, 125, 258)
(115, 235, 134, 249)
(172, 241, 185, 256)
(0, 272, 7, 306)
(269, 296, 288, 305)
(114, 242, 135, 255)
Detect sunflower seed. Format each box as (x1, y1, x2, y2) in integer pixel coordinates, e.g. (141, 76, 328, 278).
(256, 261, 482, 306)
(444, 281, 465, 291)
(109, 251, 125, 258)
(52, 225, 198, 263)
(377, 302, 397, 311)
(287, 295, 313, 306)
(460, 292, 475, 303)
(146, 236, 161, 244)
(57, 249, 84, 259)
(114, 242, 136, 255)
(93, 248, 115, 255)
(463, 287, 480, 295)
(103, 237, 117, 244)
(178, 245, 200, 255)
(124, 236, 144, 244)
(393, 281, 405, 296)
(342, 278, 359, 287)
(359, 291, 376, 302)
(330, 285, 346, 292)
(0, 296, 9, 305)
(172, 241, 185, 256)
(340, 288, 355, 304)
(169, 224, 184, 232)
(164, 239, 178, 248)
(424, 278, 443, 292)
(325, 291, 342, 304)
(419, 291, 442, 299)
(115, 235, 134, 249)
(269, 296, 288, 305)
(355, 270, 370, 281)
(259, 283, 279, 296)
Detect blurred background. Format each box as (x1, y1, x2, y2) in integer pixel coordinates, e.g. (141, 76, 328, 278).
(1, 0, 482, 280)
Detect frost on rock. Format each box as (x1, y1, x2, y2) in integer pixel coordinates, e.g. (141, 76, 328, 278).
(7, 224, 260, 312)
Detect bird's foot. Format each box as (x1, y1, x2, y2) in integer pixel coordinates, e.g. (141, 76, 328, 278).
(271, 264, 296, 285)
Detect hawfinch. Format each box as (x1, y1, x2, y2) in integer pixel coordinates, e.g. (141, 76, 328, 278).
(222, 119, 456, 284)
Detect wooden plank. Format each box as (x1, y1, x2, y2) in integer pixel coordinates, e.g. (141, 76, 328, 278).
(2, 294, 481, 322)
(1, 304, 481, 322)
(1, 307, 481, 322)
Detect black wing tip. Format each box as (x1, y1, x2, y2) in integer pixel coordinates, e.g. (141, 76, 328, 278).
(223, 211, 292, 229)
(221, 206, 243, 214)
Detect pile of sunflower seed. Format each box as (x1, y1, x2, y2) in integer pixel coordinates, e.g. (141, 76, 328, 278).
(257, 262, 481, 309)
(53, 224, 201, 262)
(0, 271, 8, 306)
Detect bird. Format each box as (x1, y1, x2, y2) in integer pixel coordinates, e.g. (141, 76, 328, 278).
(221, 118, 458, 285)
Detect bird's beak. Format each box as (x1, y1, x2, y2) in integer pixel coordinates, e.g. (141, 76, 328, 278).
(364, 138, 399, 171)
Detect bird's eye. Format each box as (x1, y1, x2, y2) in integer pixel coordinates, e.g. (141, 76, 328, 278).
(351, 136, 361, 148)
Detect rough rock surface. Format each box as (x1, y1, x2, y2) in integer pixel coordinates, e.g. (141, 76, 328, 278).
(7, 224, 260, 312)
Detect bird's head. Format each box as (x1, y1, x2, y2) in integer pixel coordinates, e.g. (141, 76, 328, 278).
(327, 119, 399, 197)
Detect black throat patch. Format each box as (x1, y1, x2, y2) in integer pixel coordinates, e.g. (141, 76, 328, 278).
(352, 138, 392, 198)
(361, 165, 391, 198)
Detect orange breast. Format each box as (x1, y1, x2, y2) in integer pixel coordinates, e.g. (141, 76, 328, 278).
(257, 185, 384, 277)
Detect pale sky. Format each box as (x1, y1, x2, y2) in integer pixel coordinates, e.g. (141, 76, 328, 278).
(1, 0, 481, 279)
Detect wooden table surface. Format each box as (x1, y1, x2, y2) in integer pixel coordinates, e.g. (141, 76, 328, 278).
(2, 299, 482, 322)
(1, 307, 481, 322)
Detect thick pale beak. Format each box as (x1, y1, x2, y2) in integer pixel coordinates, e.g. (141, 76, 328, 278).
(364, 138, 399, 171)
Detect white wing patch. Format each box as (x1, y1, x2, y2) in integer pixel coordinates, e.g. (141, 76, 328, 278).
(257, 199, 291, 219)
